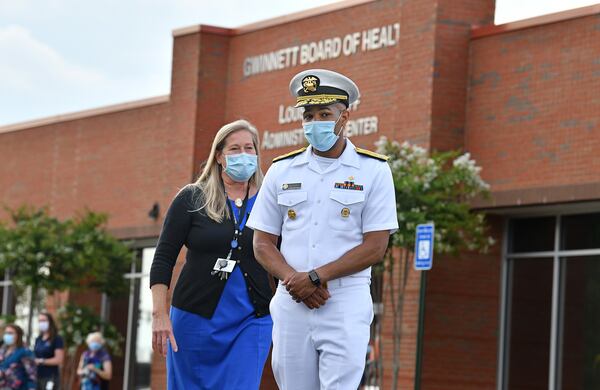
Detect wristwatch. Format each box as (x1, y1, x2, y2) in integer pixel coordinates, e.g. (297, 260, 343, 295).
(308, 269, 321, 287)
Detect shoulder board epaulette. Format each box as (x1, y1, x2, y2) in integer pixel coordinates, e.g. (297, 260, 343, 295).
(355, 147, 388, 161)
(272, 147, 307, 163)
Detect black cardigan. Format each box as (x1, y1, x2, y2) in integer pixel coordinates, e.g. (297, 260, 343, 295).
(149, 185, 272, 318)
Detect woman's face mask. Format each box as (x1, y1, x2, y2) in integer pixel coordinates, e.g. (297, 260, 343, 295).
(224, 153, 258, 182)
(3, 333, 15, 346)
(302, 110, 345, 152)
(88, 341, 102, 351)
(38, 321, 49, 333)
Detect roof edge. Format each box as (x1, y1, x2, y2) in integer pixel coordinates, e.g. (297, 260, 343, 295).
(172, 24, 234, 37)
(0, 95, 170, 135)
(472, 3, 600, 39)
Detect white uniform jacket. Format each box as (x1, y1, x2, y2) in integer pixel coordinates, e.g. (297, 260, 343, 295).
(247, 139, 398, 279)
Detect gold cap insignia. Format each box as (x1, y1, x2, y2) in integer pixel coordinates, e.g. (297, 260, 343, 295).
(288, 209, 297, 220)
(302, 76, 319, 93)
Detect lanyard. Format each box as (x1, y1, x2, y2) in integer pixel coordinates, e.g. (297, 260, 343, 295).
(226, 185, 250, 256)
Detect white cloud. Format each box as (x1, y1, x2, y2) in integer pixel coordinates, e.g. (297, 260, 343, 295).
(0, 25, 107, 93)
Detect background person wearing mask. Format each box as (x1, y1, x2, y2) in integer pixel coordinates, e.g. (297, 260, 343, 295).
(0, 324, 37, 390)
(34, 313, 64, 390)
(150, 120, 273, 389)
(76, 332, 111, 390)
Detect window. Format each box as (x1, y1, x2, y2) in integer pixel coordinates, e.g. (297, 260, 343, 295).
(109, 247, 155, 390)
(499, 212, 600, 389)
(0, 270, 37, 343)
(0, 270, 15, 317)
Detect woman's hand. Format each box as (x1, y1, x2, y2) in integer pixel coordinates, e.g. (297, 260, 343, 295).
(152, 312, 178, 357)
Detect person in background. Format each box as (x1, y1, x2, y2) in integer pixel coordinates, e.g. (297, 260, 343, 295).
(76, 332, 111, 390)
(34, 313, 64, 390)
(0, 324, 37, 390)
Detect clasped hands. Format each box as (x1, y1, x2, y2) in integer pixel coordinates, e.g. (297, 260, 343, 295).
(282, 271, 330, 309)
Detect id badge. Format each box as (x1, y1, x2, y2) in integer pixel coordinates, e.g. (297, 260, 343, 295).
(213, 258, 236, 273)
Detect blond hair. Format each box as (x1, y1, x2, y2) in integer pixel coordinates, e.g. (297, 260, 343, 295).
(190, 119, 263, 223)
(86, 331, 105, 345)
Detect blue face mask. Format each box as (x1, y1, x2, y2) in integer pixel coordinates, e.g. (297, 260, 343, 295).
(38, 321, 49, 333)
(224, 153, 258, 182)
(88, 341, 102, 351)
(3, 333, 15, 346)
(302, 111, 344, 152)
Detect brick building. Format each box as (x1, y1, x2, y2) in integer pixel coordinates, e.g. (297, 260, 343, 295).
(1, 0, 600, 388)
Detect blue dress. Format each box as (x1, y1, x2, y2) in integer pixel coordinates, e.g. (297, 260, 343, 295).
(167, 194, 273, 390)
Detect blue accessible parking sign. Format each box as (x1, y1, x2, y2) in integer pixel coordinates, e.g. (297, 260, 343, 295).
(414, 222, 435, 270)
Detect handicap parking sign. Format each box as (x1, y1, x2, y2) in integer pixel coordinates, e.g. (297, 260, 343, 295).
(414, 223, 434, 270)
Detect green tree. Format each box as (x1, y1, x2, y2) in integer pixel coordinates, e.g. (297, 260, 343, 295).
(0, 207, 130, 342)
(374, 137, 495, 389)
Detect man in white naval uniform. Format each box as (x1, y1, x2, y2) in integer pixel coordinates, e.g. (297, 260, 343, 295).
(247, 69, 398, 390)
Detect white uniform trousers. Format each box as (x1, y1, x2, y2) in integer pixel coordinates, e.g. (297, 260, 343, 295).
(270, 278, 373, 390)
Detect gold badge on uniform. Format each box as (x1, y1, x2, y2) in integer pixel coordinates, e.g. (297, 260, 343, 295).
(302, 76, 319, 93)
(341, 207, 350, 218)
(288, 209, 297, 220)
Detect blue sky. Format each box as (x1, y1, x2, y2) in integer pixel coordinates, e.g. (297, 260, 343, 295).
(0, 0, 598, 126)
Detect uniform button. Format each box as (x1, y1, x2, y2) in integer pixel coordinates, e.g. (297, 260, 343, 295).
(317, 199, 321, 204)
(320, 178, 324, 182)
(248, 287, 252, 291)
(244, 273, 248, 277)
(237, 260, 241, 264)
(252, 300, 257, 304)
(314, 221, 318, 226)
(237, 246, 242, 251)
(312, 244, 316, 248)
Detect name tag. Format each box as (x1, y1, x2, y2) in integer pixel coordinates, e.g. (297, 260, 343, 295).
(213, 258, 236, 273)
(282, 182, 302, 190)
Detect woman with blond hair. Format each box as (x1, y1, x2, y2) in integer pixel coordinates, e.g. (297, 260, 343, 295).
(76, 332, 112, 390)
(150, 119, 273, 389)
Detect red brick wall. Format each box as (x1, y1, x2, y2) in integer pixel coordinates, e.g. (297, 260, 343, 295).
(430, 0, 495, 151)
(0, 99, 195, 230)
(225, 0, 419, 165)
(466, 14, 600, 197)
(420, 216, 503, 390)
(193, 31, 230, 178)
(379, 249, 423, 388)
